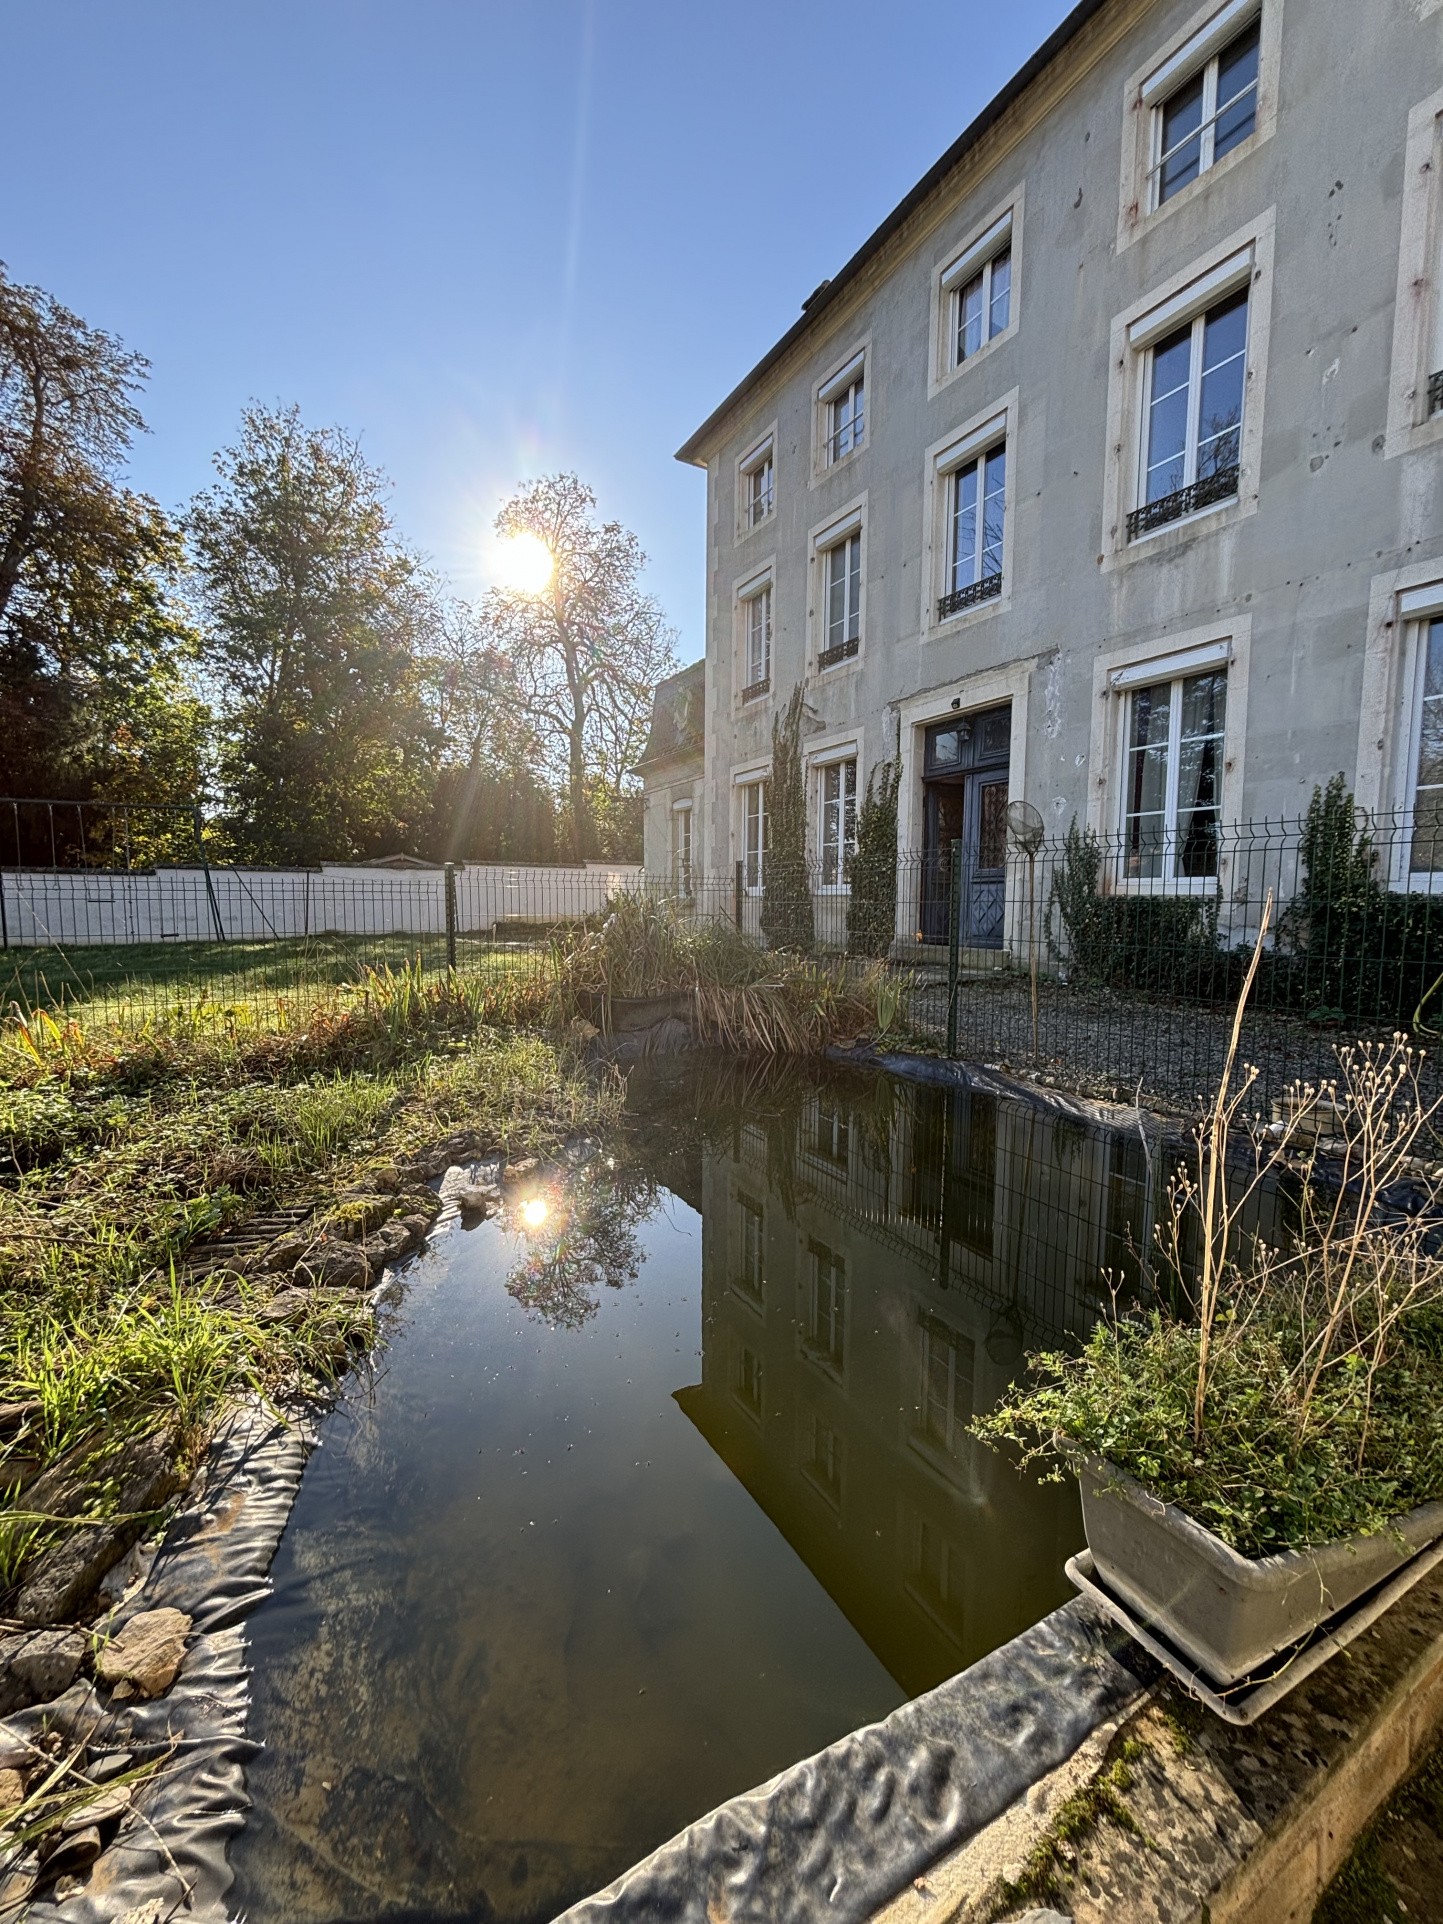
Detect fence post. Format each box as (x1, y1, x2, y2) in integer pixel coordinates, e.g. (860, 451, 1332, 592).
(734, 860, 744, 931)
(444, 863, 458, 970)
(193, 805, 226, 942)
(946, 837, 963, 1058)
(0, 865, 7, 950)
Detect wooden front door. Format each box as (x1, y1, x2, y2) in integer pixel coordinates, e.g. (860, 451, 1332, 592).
(919, 703, 1011, 950)
(961, 770, 1008, 947)
(919, 785, 965, 944)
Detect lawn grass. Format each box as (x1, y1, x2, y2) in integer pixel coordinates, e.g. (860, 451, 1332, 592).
(0, 961, 623, 1591)
(2, 932, 545, 1025)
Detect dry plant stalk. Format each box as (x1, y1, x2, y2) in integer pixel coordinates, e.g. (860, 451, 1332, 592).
(1166, 886, 1443, 1461)
(1184, 890, 1272, 1445)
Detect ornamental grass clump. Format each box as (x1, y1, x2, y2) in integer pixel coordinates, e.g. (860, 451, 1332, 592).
(975, 894, 1443, 1558)
(553, 891, 882, 1055)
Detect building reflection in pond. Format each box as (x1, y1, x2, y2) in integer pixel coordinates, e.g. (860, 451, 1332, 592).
(670, 1070, 1167, 1698)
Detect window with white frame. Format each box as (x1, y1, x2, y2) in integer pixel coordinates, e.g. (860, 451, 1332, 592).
(1151, 15, 1260, 207)
(803, 1413, 842, 1506)
(1407, 615, 1443, 873)
(917, 1313, 975, 1460)
(806, 1093, 850, 1169)
(740, 436, 775, 529)
(735, 1191, 765, 1303)
(741, 581, 772, 698)
(1383, 91, 1443, 451)
(820, 357, 865, 465)
(1130, 282, 1248, 539)
(818, 756, 858, 887)
(804, 1240, 846, 1373)
(734, 1343, 763, 1416)
(670, 801, 692, 898)
(819, 528, 861, 666)
(942, 212, 1013, 369)
(939, 442, 1006, 618)
(740, 778, 768, 891)
(1120, 663, 1228, 881)
(908, 1512, 966, 1639)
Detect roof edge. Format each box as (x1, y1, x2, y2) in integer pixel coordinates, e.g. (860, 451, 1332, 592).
(674, 0, 1112, 468)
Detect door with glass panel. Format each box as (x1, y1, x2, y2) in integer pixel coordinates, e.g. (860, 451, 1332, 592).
(961, 770, 1009, 946)
(919, 704, 1011, 946)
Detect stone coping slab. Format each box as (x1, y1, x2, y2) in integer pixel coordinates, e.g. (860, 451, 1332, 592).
(872, 1560, 1443, 1924)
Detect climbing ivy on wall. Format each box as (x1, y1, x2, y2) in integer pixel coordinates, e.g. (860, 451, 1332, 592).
(761, 684, 815, 953)
(848, 758, 901, 957)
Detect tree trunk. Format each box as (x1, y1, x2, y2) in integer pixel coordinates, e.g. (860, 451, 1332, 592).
(568, 714, 589, 861)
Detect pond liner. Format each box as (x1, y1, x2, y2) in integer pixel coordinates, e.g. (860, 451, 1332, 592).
(16, 1399, 319, 1924)
(553, 1597, 1151, 1924)
(825, 1041, 1158, 1137)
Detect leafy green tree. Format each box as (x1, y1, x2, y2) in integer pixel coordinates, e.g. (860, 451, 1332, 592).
(480, 474, 676, 860)
(188, 403, 441, 863)
(0, 266, 207, 849)
(761, 684, 814, 952)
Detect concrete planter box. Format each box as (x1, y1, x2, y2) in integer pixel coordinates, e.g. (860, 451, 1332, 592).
(1078, 1456, 1443, 1687)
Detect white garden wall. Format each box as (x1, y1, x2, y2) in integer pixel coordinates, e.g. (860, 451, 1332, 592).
(0, 863, 643, 948)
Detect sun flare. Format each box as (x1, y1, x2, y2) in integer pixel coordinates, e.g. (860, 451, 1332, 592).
(520, 1196, 550, 1230)
(495, 531, 554, 595)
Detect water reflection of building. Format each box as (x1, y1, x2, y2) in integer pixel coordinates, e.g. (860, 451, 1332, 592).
(674, 1077, 1167, 1697)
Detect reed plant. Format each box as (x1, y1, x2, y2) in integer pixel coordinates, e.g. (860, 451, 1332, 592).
(553, 891, 888, 1054)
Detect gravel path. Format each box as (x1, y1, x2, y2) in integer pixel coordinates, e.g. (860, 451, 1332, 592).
(905, 971, 1442, 1118)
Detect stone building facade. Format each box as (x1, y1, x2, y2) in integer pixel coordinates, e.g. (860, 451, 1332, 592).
(670, 0, 1443, 952)
(638, 660, 704, 892)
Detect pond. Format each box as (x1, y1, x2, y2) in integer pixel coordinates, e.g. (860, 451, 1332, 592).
(228, 1057, 1168, 1924)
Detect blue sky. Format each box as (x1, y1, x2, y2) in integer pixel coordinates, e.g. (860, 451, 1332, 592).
(2, 1, 1069, 661)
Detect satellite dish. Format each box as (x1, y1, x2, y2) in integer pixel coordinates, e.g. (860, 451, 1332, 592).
(1007, 799, 1045, 855)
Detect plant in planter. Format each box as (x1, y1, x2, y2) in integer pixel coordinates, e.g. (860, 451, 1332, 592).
(974, 904, 1443, 1687)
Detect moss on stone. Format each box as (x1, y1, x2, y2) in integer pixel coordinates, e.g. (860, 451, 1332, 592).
(984, 1734, 1152, 1917)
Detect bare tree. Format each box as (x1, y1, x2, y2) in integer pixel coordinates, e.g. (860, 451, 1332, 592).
(481, 473, 677, 859)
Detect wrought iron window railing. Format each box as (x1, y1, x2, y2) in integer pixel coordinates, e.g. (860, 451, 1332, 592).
(1126, 463, 1240, 542)
(816, 638, 859, 671)
(1429, 369, 1443, 418)
(937, 573, 1003, 621)
(740, 677, 771, 703)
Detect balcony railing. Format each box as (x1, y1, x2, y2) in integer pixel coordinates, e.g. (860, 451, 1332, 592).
(937, 572, 1003, 621)
(740, 676, 771, 703)
(1429, 369, 1443, 417)
(816, 637, 859, 671)
(1126, 463, 1240, 541)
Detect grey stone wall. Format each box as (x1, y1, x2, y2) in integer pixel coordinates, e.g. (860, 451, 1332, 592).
(684, 0, 1443, 905)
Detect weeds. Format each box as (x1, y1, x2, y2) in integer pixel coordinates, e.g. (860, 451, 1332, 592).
(973, 909, 1443, 1556)
(0, 964, 621, 1564)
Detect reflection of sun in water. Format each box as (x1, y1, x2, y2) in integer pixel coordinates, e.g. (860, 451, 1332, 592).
(495, 531, 554, 595)
(520, 1197, 550, 1230)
